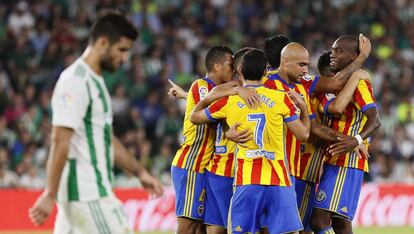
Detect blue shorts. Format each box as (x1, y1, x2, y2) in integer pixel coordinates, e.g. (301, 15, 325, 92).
(204, 170, 234, 227)
(313, 164, 364, 221)
(260, 175, 297, 228)
(171, 166, 206, 220)
(295, 179, 316, 231)
(229, 185, 302, 234)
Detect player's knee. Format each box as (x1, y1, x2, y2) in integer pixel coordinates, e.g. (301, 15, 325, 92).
(309, 214, 325, 232)
(177, 218, 202, 234)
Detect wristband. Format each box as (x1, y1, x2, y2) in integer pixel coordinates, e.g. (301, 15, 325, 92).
(354, 134, 363, 145)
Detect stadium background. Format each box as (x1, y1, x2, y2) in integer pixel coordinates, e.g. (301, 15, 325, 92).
(0, 0, 413, 233)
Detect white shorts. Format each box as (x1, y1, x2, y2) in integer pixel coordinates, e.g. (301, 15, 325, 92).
(54, 196, 133, 234)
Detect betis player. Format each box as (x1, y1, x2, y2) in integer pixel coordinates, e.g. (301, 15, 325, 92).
(29, 12, 163, 233)
(190, 49, 310, 234)
(310, 36, 381, 234)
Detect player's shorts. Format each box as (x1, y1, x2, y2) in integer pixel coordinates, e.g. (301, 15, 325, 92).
(204, 170, 233, 228)
(260, 175, 297, 228)
(295, 178, 317, 231)
(313, 164, 364, 221)
(171, 166, 206, 220)
(54, 196, 132, 234)
(229, 185, 303, 234)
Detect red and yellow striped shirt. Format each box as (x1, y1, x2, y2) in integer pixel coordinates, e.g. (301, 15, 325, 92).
(172, 77, 217, 172)
(298, 92, 333, 183)
(205, 122, 236, 177)
(262, 70, 316, 177)
(322, 80, 377, 172)
(205, 85, 297, 186)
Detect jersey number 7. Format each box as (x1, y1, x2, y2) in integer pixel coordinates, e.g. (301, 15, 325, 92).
(247, 114, 266, 148)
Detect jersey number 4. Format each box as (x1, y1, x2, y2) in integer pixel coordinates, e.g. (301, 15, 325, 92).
(248, 114, 266, 148)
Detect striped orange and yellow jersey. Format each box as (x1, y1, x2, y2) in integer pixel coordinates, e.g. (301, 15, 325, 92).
(205, 121, 236, 177)
(321, 80, 377, 172)
(298, 93, 334, 183)
(262, 70, 316, 177)
(205, 85, 298, 186)
(172, 77, 217, 172)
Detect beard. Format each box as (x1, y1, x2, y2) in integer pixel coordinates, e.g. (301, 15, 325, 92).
(100, 52, 117, 73)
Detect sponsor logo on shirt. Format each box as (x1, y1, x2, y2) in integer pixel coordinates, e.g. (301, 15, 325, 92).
(246, 149, 275, 160)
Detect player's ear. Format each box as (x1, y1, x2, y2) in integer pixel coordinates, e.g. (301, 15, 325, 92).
(213, 62, 221, 72)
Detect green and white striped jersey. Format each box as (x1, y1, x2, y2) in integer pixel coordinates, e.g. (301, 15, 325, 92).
(52, 58, 115, 202)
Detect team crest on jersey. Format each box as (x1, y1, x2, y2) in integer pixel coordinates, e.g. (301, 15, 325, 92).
(302, 74, 313, 81)
(199, 86, 208, 99)
(197, 205, 204, 216)
(325, 93, 336, 100)
(316, 190, 327, 203)
(61, 92, 73, 107)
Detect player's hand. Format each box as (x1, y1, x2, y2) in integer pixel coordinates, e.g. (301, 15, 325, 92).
(328, 136, 359, 156)
(359, 33, 371, 59)
(235, 87, 261, 109)
(168, 79, 187, 100)
(353, 143, 370, 160)
(225, 122, 253, 147)
(138, 171, 164, 198)
(29, 191, 55, 226)
(287, 91, 306, 111)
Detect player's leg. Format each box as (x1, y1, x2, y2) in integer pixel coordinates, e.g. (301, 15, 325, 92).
(332, 217, 352, 234)
(228, 185, 265, 234)
(310, 164, 341, 234)
(94, 197, 134, 234)
(295, 179, 316, 234)
(331, 167, 364, 234)
(172, 166, 207, 234)
(267, 185, 303, 234)
(204, 171, 233, 234)
(53, 202, 73, 234)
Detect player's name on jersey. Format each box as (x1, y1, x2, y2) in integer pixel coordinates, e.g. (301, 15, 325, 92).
(237, 94, 275, 108)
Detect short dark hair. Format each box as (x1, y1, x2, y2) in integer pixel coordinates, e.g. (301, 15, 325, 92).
(233, 47, 253, 68)
(90, 11, 138, 44)
(205, 46, 233, 72)
(336, 35, 359, 55)
(241, 49, 267, 81)
(317, 51, 332, 76)
(263, 35, 290, 68)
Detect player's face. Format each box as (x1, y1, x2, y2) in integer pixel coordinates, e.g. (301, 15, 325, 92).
(286, 53, 309, 83)
(330, 40, 355, 73)
(101, 36, 133, 73)
(219, 53, 234, 83)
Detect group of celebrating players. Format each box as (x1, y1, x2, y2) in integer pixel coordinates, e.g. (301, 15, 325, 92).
(169, 33, 381, 234)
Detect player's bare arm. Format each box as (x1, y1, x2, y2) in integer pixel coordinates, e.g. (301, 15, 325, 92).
(329, 107, 381, 156)
(327, 69, 370, 115)
(313, 34, 371, 95)
(286, 92, 310, 141)
(29, 126, 74, 226)
(190, 84, 260, 124)
(113, 136, 163, 197)
(168, 79, 188, 99)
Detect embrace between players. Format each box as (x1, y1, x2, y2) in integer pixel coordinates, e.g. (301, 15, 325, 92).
(169, 34, 380, 234)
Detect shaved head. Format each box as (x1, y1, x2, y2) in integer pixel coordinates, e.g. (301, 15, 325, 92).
(280, 42, 310, 83)
(281, 42, 309, 64)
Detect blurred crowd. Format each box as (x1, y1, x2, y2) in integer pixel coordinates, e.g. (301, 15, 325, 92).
(0, 0, 413, 189)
